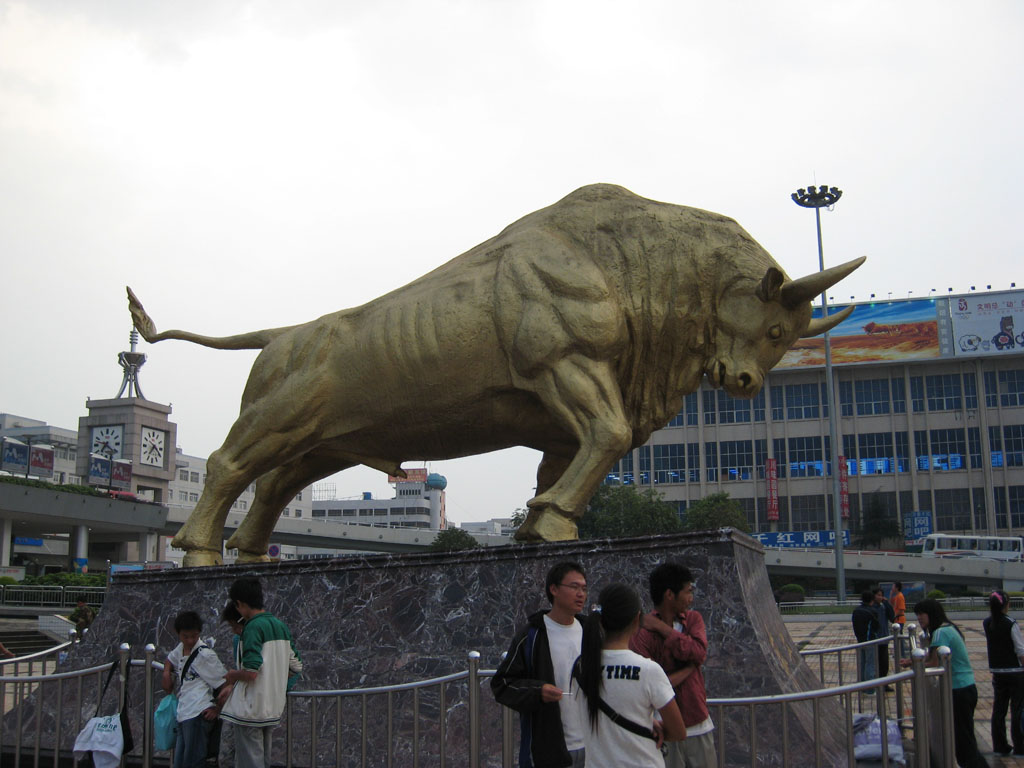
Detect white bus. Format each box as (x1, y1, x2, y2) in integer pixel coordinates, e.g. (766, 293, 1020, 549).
(921, 533, 1024, 562)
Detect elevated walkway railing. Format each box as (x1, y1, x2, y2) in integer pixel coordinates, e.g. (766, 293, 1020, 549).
(0, 633, 955, 768)
(0, 584, 105, 610)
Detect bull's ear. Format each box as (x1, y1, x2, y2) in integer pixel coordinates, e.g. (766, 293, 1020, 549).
(757, 268, 785, 302)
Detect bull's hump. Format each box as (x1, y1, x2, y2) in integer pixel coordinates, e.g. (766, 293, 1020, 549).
(554, 183, 740, 227)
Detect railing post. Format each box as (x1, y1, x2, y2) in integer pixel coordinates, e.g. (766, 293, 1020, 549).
(144, 643, 155, 768)
(468, 651, 480, 768)
(502, 701, 515, 768)
(910, 648, 930, 768)
(891, 624, 905, 721)
(936, 646, 955, 768)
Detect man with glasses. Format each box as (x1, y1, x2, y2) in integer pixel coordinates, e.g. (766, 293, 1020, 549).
(630, 561, 717, 768)
(492, 561, 588, 768)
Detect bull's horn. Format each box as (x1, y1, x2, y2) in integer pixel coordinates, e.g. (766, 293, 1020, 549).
(780, 256, 867, 309)
(800, 304, 855, 338)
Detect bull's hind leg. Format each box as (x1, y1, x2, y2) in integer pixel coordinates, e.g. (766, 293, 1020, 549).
(515, 354, 631, 542)
(172, 396, 323, 565)
(227, 451, 354, 562)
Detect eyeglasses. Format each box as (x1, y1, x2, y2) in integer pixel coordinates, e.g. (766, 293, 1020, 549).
(558, 582, 588, 594)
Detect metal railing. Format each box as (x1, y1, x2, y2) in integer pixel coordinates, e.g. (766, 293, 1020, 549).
(1, 634, 955, 768)
(0, 584, 105, 609)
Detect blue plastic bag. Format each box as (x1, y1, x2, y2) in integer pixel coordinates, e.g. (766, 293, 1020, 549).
(153, 694, 178, 751)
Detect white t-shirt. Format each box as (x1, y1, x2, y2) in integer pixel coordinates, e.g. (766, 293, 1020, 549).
(573, 648, 676, 768)
(167, 643, 228, 722)
(543, 615, 585, 751)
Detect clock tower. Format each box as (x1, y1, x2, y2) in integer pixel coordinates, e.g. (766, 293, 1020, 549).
(76, 329, 178, 503)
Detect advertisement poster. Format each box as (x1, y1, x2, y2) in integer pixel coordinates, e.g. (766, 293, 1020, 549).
(1, 440, 29, 474)
(112, 460, 132, 491)
(88, 454, 111, 486)
(29, 445, 54, 479)
(778, 298, 940, 369)
(948, 292, 1024, 356)
(903, 510, 933, 545)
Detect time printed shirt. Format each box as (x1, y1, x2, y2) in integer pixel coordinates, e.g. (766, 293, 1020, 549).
(572, 649, 676, 768)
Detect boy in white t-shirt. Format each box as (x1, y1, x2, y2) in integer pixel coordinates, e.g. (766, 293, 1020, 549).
(492, 561, 588, 767)
(162, 610, 228, 768)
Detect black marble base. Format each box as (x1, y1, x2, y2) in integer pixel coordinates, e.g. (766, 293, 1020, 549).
(24, 529, 847, 766)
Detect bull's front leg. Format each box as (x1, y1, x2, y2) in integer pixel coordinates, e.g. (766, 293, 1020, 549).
(515, 355, 631, 542)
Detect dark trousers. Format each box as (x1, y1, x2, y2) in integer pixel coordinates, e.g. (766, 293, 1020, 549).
(877, 642, 890, 679)
(991, 673, 1024, 754)
(951, 684, 990, 768)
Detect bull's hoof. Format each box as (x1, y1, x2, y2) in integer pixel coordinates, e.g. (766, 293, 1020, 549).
(514, 507, 578, 542)
(234, 550, 272, 563)
(181, 549, 224, 567)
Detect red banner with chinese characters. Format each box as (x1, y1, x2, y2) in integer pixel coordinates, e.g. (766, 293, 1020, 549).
(838, 456, 850, 519)
(766, 458, 779, 521)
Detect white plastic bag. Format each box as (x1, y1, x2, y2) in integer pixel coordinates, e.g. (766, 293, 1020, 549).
(852, 713, 905, 764)
(73, 713, 124, 768)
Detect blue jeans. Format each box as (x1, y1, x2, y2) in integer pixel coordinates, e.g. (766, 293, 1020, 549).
(858, 646, 877, 681)
(174, 714, 215, 768)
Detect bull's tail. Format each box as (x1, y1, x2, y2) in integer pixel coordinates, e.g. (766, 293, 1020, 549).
(127, 286, 291, 350)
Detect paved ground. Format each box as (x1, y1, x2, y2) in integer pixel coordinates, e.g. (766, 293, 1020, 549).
(787, 613, 1021, 766)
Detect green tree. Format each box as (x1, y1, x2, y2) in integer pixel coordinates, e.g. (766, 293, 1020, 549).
(578, 485, 681, 539)
(428, 527, 481, 552)
(854, 495, 902, 549)
(509, 508, 528, 531)
(681, 492, 750, 533)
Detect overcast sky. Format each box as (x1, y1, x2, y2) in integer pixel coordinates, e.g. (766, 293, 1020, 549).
(3, 2, 1022, 524)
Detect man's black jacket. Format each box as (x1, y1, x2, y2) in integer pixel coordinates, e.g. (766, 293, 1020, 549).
(491, 610, 581, 768)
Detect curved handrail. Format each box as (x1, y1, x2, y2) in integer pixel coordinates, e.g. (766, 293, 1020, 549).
(0, 659, 114, 683)
(289, 668, 498, 698)
(0, 639, 73, 668)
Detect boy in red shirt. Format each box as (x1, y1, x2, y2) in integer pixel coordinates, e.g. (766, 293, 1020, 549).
(630, 562, 716, 768)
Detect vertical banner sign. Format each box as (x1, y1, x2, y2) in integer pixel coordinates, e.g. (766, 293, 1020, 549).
(1, 440, 29, 475)
(838, 456, 850, 519)
(29, 445, 54, 479)
(112, 461, 132, 491)
(88, 454, 111, 486)
(766, 458, 779, 521)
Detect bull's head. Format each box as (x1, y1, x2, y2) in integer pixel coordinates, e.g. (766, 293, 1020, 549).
(706, 255, 865, 398)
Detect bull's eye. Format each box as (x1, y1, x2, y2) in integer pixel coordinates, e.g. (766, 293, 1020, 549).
(768, 324, 783, 340)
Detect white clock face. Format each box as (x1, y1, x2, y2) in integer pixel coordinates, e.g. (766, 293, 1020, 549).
(90, 425, 123, 459)
(140, 428, 166, 467)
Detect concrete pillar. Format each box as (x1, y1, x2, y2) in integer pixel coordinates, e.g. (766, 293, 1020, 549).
(0, 517, 13, 567)
(69, 525, 90, 572)
(138, 531, 158, 562)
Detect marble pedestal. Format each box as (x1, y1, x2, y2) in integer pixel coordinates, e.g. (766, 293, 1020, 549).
(47, 529, 845, 766)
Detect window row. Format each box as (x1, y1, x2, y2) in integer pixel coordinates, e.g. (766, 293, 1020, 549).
(660, 368, 1024, 427)
(605, 425, 1024, 485)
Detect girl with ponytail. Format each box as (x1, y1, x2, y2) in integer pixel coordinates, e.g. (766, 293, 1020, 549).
(573, 583, 685, 767)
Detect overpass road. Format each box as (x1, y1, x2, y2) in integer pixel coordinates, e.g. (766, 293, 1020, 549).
(3, 483, 1022, 588)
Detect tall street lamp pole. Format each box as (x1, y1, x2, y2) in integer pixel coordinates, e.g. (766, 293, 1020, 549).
(791, 185, 847, 602)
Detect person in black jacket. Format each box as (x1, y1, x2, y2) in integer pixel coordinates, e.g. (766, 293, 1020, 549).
(983, 590, 1024, 756)
(872, 587, 896, 681)
(851, 590, 880, 681)
(491, 562, 588, 768)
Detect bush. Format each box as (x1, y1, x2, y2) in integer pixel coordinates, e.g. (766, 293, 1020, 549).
(926, 589, 946, 600)
(428, 527, 481, 552)
(0, 576, 18, 585)
(779, 583, 806, 595)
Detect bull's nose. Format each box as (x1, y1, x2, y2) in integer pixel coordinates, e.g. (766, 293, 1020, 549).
(738, 372, 753, 390)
